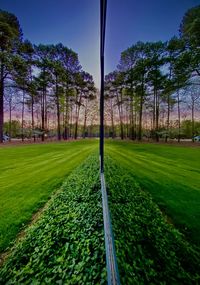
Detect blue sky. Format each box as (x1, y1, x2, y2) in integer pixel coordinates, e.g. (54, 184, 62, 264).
(1, 0, 199, 87)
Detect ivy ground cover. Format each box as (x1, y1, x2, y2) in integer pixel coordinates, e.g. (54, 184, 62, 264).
(0, 155, 106, 284)
(105, 157, 200, 284)
(1, 154, 199, 284)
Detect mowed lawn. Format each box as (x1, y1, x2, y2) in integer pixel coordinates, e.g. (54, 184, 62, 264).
(106, 140, 200, 245)
(0, 140, 98, 251)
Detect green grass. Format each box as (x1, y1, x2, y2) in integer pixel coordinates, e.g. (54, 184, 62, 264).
(1, 138, 200, 254)
(1, 154, 199, 284)
(0, 155, 106, 284)
(105, 157, 200, 284)
(0, 139, 98, 251)
(105, 140, 200, 245)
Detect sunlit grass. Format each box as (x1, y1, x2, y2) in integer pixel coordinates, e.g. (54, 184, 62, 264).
(105, 140, 200, 245)
(0, 140, 98, 251)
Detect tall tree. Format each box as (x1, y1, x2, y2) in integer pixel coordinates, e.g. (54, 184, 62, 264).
(180, 6, 200, 79)
(172, 50, 191, 142)
(105, 71, 125, 140)
(180, 5, 200, 48)
(0, 9, 22, 142)
(73, 71, 94, 139)
(35, 44, 52, 141)
(56, 44, 81, 139)
(146, 42, 167, 141)
(20, 40, 36, 141)
(11, 55, 29, 141)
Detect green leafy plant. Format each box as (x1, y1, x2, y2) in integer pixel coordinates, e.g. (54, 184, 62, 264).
(105, 156, 200, 284)
(1, 153, 200, 284)
(0, 155, 106, 284)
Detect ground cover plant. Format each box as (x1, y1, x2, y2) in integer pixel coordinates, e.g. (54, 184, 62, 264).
(1, 149, 200, 284)
(0, 140, 98, 251)
(105, 140, 200, 245)
(105, 156, 200, 284)
(0, 154, 106, 284)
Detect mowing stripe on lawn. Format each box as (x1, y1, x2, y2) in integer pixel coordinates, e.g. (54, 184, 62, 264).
(0, 154, 106, 284)
(0, 140, 98, 251)
(105, 155, 200, 284)
(105, 140, 200, 246)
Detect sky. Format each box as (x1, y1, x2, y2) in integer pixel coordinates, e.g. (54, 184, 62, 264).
(1, 0, 199, 88)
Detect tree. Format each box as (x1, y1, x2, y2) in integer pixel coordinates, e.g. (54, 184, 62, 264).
(180, 6, 200, 78)
(35, 44, 53, 141)
(165, 37, 183, 138)
(4, 87, 18, 140)
(105, 71, 126, 139)
(145, 41, 166, 141)
(3, 120, 21, 138)
(55, 44, 81, 140)
(180, 5, 200, 48)
(183, 81, 200, 141)
(12, 50, 33, 141)
(0, 9, 22, 142)
(73, 71, 94, 139)
(20, 40, 36, 141)
(172, 51, 191, 142)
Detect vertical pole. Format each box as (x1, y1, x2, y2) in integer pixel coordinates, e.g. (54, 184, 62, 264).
(100, 1, 120, 284)
(100, 0, 107, 173)
(100, 51, 104, 172)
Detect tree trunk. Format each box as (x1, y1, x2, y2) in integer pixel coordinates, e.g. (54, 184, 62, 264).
(64, 92, 69, 140)
(110, 97, 115, 138)
(41, 86, 45, 142)
(177, 90, 181, 143)
(55, 76, 61, 141)
(166, 63, 172, 142)
(130, 95, 135, 140)
(44, 90, 47, 134)
(134, 109, 137, 139)
(138, 95, 143, 141)
(192, 100, 194, 142)
(138, 76, 144, 141)
(155, 90, 159, 142)
(31, 94, 35, 142)
(74, 105, 80, 139)
(21, 89, 25, 142)
(116, 91, 123, 140)
(9, 99, 12, 141)
(83, 99, 88, 138)
(126, 106, 129, 138)
(120, 90, 124, 139)
(74, 91, 82, 140)
(153, 88, 156, 131)
(0, 64, 4, 143)
(166, 93, 170, 142)
(69, 105, 73, 138)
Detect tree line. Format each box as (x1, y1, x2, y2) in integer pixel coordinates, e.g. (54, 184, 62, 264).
(104, 5, 200, 142)
(0, 10, 98, 143)
(1, 6, 200, 143)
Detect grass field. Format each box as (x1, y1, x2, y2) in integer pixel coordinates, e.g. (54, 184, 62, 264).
(105, 140, 200, 245)
(1, 139, 200, 254)
(0, 140, 98, 251)
(1, 154, 199, 284)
